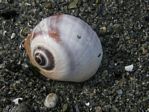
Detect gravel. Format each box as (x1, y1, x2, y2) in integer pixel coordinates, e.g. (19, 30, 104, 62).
(0, 0, 149, 111)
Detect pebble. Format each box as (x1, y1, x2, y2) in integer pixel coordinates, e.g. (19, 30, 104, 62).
(21, 63, 29, 68)
(96, 0, 99, 4)
(95, 106, 102, 112)
(44, 93, 58, 108)
(99, 26, 107, 34)
(113, 24, 122, 33)
(11, 33, 16, 39)
(125, 64, 134, 72)
(116, 89, 123, 96)
(85, 102, 90, 106)
(62, 103, 68, 112)
(68, 0, 78, 9)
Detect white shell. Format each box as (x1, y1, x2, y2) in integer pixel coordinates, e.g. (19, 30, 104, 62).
(24, 14, 103, 82)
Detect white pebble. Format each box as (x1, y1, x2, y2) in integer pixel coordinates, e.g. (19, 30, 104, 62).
(44, 93, 58, 108)
(3, 31, 7, 36)
(25, 3, 31, 6)
(85, 102, 90, 106)
(12, 98, 23, 105)
(11, 33, 16, 39)
(125, 64, 134, 72)
(22, 63, 29, 68)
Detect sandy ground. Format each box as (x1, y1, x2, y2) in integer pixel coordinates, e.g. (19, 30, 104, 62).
(0, 0, 149, 111)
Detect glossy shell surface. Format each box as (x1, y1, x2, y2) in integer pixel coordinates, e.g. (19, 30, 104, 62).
(24, 14, 103, 82)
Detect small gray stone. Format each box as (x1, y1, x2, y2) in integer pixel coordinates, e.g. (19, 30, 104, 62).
(68, 0, 78, 9)
(62, 103, 68, 112)
(95, 106, 102, 112)
(116, 89, 123, 96)
(44, 93, 58, 108)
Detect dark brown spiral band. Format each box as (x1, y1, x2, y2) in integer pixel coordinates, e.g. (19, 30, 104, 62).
(33, 46, 55, 70)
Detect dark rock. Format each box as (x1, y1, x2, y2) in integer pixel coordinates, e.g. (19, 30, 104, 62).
(11, 103, 35, 112)
(0, 10, 19, 19)
(144, 15, 149, 22)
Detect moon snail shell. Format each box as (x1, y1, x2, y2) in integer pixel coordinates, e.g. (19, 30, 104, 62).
(23, 14, 103, 82)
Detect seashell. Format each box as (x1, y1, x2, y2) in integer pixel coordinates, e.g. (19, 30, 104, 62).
(23, 14, 103, 82)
